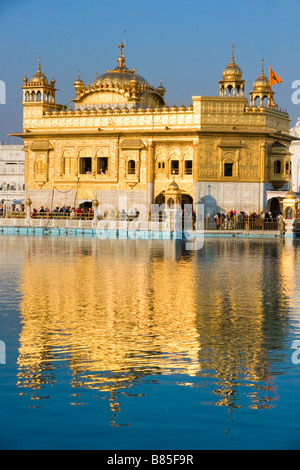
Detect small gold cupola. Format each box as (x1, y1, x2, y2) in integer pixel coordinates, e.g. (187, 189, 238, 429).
(250, 59, 273, 108)
(219, 45, 246, 97)
(74, 71, 85, 97)
(30, 56, 49, 85)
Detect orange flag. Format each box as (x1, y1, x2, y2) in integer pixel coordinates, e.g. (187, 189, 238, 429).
(269, 66, 282, 86)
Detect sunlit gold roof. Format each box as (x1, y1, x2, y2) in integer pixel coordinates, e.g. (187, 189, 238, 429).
(92, 43, 150, 88)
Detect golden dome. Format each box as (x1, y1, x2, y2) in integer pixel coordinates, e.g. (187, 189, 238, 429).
(92, 43, 150, 88)
(168, 177, 179, 191)
(222, 45, 243, 81)
(74, 71, 84, 89)
(285, 189, 297, 200)
(156, 79, 166, 97)
(253, 59, 270, 92)
(31, 56, 48, 84)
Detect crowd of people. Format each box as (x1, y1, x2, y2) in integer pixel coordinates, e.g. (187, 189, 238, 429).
(213, 210, 283, 230)
(30, 205, 142, 221)
(31, 205, 94, 220)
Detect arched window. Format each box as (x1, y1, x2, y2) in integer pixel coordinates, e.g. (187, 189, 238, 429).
(128, 160, 136, 175)
(37, 91, 41, 102)
(25, 91, 30, 102)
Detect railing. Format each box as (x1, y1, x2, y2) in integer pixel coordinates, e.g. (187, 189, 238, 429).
(206, 217, 281, 231)
(0, 211, 283, 231)
(0, 211, 26, 219)
(31, 211, 94, 220)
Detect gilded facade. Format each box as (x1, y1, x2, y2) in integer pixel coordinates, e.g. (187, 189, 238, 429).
(12, 45, 293, 215)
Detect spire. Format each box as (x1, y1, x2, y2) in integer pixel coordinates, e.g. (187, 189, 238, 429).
(30, 54, 49, 85)
(118, 42, 125, 68)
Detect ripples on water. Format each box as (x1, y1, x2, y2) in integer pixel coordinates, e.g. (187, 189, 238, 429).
(1, 235, 300, 449)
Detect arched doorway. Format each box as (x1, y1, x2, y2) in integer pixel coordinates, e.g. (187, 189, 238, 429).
(79, 201, 92, 212)
(154, 193, 165, 207)
(269, 197, 280, 213)
(181, 194, 193, 209)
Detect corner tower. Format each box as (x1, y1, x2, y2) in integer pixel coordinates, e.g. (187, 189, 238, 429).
(22, 56, 64, 121)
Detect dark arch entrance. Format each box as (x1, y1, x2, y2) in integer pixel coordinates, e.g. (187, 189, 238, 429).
(154, 193, 165, 206)
(79, 201, 92, 212)
(269, 197, 280, 213)
(181, 194, 193, 209)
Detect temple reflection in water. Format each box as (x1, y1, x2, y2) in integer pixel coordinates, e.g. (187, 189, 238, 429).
(13, 236, 298, 421)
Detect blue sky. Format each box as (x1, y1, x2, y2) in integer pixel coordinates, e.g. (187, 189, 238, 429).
(0, 0, 300, 143)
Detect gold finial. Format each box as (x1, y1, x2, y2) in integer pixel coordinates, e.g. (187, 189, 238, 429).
(118, 42, 125, 68)
(38, 55, 41, 71)
(118, 42, 124, 57)
(261, 58, 264, 73)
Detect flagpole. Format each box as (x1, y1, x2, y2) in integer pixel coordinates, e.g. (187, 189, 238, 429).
(269, 64, 272, 108)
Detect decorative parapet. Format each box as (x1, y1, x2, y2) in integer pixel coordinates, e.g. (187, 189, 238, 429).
(21, 95, 290, 135)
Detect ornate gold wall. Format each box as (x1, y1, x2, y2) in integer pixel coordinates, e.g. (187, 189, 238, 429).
(11, 48, 293, 213)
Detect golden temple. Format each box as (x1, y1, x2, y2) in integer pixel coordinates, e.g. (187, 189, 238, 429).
(12, 44, 293, 215)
